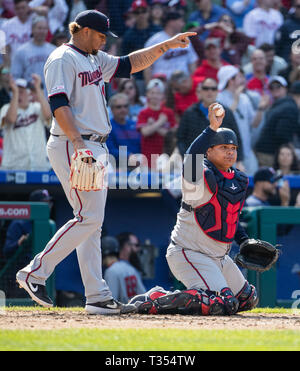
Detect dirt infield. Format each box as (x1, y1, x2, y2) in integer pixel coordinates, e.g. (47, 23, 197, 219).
(1, 309, 300, 330)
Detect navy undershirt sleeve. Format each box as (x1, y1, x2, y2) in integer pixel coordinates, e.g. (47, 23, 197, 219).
(234, 222, 249, 245)
(114, 56, 132, 78)
(49, 93, 69, 116)
(183, 126, 217, 182)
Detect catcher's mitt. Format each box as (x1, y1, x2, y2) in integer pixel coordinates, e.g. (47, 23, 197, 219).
(234, 238, 280, 272)
(70, 148, 105, 191)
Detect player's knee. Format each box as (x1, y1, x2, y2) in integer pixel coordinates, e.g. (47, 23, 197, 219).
(235, 282, 259, 312)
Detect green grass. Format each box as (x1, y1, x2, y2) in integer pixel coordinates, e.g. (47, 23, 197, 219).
(0, 307, 299, 351)
(0, 328, 299, 351)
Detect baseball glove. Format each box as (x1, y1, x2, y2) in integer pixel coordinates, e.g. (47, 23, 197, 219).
(70, 148, 105, 191)
(234, 238, 280, 272)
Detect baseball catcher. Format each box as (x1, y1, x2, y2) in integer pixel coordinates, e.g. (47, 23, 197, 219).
(131, 102, 280, 316)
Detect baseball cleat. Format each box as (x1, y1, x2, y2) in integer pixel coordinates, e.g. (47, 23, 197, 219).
(85, 299, 136, 315)
(16, 274, 53, 308)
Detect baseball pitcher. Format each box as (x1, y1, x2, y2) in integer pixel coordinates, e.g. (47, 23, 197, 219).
(16, 9, 196, 315)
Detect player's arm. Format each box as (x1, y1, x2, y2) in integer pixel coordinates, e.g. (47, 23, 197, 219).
(3, 76, 19, 125)
(128, 32, 196, 74)
(183, 104, 224, 183)
(52, 103, 85, 150)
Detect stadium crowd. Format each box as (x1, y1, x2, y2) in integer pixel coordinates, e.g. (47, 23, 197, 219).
(1, 0, 300, 304)
(0, 0, 300, 176)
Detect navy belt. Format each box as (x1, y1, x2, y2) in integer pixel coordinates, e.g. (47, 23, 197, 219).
(52, 133, 108, 143)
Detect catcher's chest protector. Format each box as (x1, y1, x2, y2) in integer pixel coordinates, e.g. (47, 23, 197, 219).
(194, 160, 248, 243)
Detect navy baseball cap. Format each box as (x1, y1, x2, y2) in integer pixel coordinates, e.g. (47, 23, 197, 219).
(74, 10, 118, 38)
(253, 167, 283, 184)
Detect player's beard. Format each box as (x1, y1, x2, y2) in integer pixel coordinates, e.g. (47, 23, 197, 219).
(129, 251, 144, 274)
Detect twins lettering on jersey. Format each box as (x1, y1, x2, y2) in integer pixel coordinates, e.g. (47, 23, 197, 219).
(78, 66, 103, 87)
(14, 113, 39, 129)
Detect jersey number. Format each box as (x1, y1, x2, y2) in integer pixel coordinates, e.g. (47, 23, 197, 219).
(125, 275, 137, 298)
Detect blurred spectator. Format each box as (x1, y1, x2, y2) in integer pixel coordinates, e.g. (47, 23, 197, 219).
(246, 49, 269, 96)
(3, 189, 53, 259)
(122, 7, 136, 30)
(176, 77, 244, 165)
(217, 65, 260, 175)
(106, 93, 141, 167)
(68, 0, 86, 25)
(137, 78, 177, 169)
(255, 78, 300, 167)
(118, 78, 146, 122)
(2, 188, 53, 298)
(188, 0, 230, 40)
(278, 48, 300, 87)
(50, 27, 69, 47)
(121, 0, 162, 94)
(144, 11, 198, 83)
(189, 15, 253, 66)
(245, 166, 290, 206)
(1, 0, 15, 15)
(0, 135, 2, 164)
(243, 43, 287, 77)
(192, 37, 230, 85)
(117, 232, 145, 275)
(273, 143, 300, 175)
(11, 15, 56, 94)
(28, 0, 68, 36)
(167, 0, 187, 15)
(236, 67, 270, 148)
(150, 0, 165, 27)
(243, 0, 284, 47)
(0, 76, 51, 170)
(0, 66, 11, 109)
(107, 0, 133, 37)
(1, 0, 33, 66)
(275, 0, 300, 61)
(0, 0, 14, 21)
(169, 70, 198, 119)
(102, 234, 146, 303)
(225, 0, 256, 29)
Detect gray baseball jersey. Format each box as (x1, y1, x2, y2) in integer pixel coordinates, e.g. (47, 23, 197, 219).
(104, 260, 146, 304)
(44, 43, 120, 135)
(166, 174, 246, 295)
(17, 44, 131, 305)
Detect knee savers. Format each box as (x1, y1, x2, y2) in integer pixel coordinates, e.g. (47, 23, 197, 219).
(236, 281, 259, 312)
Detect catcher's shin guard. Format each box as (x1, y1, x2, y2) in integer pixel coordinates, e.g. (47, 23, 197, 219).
(235, 282, 259, 312)
(220, 288, 239, 315)
(155, 289, 226, 316)
(129, 287, 169, 314)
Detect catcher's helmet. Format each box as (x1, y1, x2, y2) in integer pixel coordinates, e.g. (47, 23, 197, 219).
(209, 128, 238, 148)
(101, 236, 120, 257)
